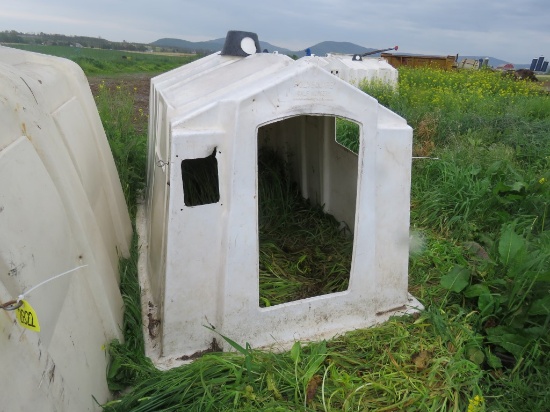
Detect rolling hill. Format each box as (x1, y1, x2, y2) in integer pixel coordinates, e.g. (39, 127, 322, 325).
(151, 38, 379, 58)
(151, 37, 520, 66)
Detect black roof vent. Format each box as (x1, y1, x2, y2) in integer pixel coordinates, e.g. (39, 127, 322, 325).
(221, 30, 261, 57)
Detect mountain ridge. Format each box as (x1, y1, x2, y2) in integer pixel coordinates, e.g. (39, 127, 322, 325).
(150, 37, 520, 66)
(151, 38, 382, 59)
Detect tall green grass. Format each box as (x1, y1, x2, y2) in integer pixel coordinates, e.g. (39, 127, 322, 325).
(94, 81, 150, 391)
(104, 312, 485, 411)
(360, 67, 550, 410)
(96, 66, 549, 411)
(95, 81, 147, 217)
(358, 68, 549, 239)
(258, 148, 352, 306)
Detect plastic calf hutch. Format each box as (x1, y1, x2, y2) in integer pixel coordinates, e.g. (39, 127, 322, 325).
(303, 53, 398, 87)
(139, 31, 422, 368)
(0, 46, 132, 410)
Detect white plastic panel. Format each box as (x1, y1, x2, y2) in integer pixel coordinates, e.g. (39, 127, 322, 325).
(0, 136, 77, 348)
(0, 46, 132, 410)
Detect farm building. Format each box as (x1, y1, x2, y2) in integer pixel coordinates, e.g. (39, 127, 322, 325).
(381, 52, 458, 70)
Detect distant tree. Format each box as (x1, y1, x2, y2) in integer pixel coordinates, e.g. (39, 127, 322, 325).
(0, 32, 25, 43)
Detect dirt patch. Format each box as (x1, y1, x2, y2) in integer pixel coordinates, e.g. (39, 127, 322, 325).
(176, 338, 222, 361)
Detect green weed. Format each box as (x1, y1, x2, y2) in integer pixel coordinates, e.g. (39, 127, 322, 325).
(440, 222, 550, 365)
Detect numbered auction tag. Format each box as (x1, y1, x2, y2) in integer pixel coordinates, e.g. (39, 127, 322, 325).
(16, 300, 41, 332)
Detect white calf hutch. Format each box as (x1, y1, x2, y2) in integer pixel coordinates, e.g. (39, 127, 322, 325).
(0, 46, 131, 410)
(140, 31, 421, 367)
(304, 53, 398, 87)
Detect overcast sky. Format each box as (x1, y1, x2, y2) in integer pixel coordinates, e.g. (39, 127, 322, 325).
(1, 0, 548, 63)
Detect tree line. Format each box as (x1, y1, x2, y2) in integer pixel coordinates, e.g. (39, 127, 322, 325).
(0, 30, 149, 52)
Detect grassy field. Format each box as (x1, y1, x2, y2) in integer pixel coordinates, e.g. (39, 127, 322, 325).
(4, 43, 198, 75)
(89, 61, 550, 411)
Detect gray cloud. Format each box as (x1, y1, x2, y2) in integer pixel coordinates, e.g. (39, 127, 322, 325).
(0, 0, 548, 62)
